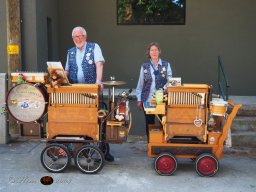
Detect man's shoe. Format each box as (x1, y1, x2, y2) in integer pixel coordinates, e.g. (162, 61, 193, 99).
(105, 153, 114, 162)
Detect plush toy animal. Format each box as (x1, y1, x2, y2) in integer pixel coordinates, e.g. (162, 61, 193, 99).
(45, 69, 64, 88)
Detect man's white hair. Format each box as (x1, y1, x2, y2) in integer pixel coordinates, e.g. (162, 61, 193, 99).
(72, 26, 87, 36)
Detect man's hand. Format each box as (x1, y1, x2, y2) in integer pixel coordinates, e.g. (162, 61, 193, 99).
(96, 80, 103, 92)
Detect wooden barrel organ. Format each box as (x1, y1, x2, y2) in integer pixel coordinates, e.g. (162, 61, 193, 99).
(8, 73, 132, 174)
(47, 84, 132, 142)
(40, 84, 132, 174)
(144, 84, 241, 177)
(166, 84, 209, 142)
(47, 84, 100, 140)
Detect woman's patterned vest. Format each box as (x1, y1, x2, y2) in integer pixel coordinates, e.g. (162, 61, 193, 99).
(67, 42, 96, 84)
(141, 60, 168, 102)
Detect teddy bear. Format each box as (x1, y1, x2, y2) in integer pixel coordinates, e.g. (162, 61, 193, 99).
(45, 69, 64, 88)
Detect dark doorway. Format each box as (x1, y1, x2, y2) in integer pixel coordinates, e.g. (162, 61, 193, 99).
(47, 17, 53, 61)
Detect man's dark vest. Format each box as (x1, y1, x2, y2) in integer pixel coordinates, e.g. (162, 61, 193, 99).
(67, 42, 96, 84)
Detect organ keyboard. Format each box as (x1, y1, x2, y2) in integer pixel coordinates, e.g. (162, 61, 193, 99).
(166, 84, 210, 142)
(48, 84, 99, 106)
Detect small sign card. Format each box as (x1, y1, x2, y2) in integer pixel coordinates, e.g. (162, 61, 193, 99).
(168, 77, 181, 86)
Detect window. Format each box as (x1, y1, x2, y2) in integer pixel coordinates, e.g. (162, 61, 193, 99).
(117, 0, 185, 25)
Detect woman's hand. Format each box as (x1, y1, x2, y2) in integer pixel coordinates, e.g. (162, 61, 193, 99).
(137, 101, 143, 111)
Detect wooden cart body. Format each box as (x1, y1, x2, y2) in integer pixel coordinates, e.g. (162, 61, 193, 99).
(146, 84, 241, 160)
(40, 83, 133, 174)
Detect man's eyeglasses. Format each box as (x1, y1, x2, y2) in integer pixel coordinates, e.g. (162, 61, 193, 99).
(72, 35, 85, 39)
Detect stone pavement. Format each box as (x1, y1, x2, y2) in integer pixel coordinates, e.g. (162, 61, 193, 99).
(0, 136, 256, 192)
(0, 96, 256, 192)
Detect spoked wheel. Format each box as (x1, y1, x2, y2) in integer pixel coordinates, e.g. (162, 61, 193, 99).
(154, 153, 177, 176)
(75, 145, 104, 174)
(41, 143, 71, 173)
(195, 153, 219, 177)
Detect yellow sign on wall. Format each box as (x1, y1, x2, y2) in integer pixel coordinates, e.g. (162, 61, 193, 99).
(7, 45, 19, 55)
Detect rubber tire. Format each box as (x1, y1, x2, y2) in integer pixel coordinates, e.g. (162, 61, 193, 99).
(195, 153, 219, 177)
(154, 153, 177, 176)
(40, 143, 71, 173)
(74, 145, 104, 174)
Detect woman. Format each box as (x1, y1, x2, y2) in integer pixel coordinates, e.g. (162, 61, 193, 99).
(136, 42, 172, 141)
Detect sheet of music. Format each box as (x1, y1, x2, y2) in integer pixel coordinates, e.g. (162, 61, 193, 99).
(47, 61, 70, 85)
(47, 61, 63, 69)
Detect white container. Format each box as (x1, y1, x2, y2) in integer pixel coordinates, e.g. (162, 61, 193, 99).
(210, 99, 228, 116)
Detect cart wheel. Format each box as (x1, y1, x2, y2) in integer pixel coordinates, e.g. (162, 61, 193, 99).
(41, 143, 70, 173)
(99, 142, 110, 156)
(154, 153, 177, 176)
(75, 145, 104, 174)
(195, 153, 219, 177)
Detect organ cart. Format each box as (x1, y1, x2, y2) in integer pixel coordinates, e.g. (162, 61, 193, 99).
(6, 72, 132, 174)
(6, 72, 241, 176)
(144, 84, 241, 177)
(41, 82, 132, 174)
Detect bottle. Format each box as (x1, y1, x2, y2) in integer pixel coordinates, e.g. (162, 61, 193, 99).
(155, 89, 163, 104)
(67, 143, 75, 151)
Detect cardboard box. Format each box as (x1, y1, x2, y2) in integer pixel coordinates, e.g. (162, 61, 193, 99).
(20, 122, 41, 138)
(149, 124, 163, 143)
(106, 121, 127, 143)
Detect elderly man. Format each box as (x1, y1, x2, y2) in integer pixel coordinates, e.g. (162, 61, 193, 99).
(65, 26, 104, 90)
(65, 26, 114, 162)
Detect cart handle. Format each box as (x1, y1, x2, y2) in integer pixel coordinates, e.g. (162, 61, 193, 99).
(127, 111, 132, 135)
(215, 103, 242, 159)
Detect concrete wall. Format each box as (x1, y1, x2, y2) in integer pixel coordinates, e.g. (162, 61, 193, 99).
(0, 0, 8, 73)
(0, 73, 9, 144)
(1, 0, 256, 94)
(36, 0, 59, 71)
(58, 0, 256, 95)
(20, 0, 59, 72)
(20, 0, 37, 71)
(1, 0, 255, 137)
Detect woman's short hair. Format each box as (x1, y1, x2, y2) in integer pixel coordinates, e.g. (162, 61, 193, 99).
(72, 26, 87, 36)
(146, 42, 161, 58)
